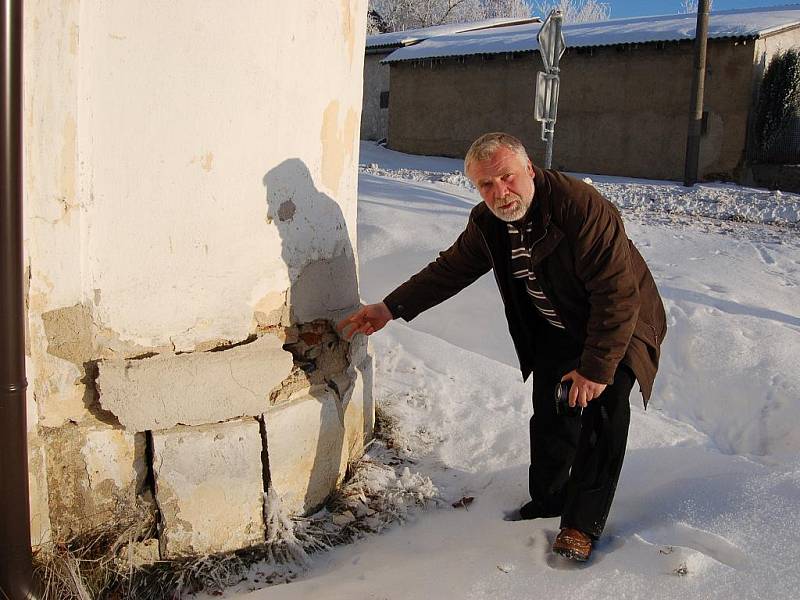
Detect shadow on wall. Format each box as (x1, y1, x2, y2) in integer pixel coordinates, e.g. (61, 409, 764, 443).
(263, 159, 359, 323)
(262, 159, 369, 514)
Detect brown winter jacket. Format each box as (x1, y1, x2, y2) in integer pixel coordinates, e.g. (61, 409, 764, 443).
(383, 166, 667, 405)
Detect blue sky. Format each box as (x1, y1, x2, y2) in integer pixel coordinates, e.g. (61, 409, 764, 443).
(595, 1, 798, 19)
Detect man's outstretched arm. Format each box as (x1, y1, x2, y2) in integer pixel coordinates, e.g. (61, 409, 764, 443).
(338, 216, 491, 339)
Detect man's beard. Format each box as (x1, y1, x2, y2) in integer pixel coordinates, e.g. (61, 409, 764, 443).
(488, 193, 532, 222)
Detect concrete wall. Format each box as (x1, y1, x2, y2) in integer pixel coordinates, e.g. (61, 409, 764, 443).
(23, 0, 372, 558)
(361, 52, 391, 141)
(387, 36, 783, 181)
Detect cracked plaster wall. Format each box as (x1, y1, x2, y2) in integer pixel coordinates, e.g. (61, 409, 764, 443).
(22, 0, 370, 554)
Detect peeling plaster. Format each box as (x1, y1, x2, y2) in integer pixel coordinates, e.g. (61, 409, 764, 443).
(43, 423, 146, 538)
(27, 433, 52, 545)
(270, 320, 351, 407)
(39, 303, 167, 427)
(253, 290, 290, 331)
(41, 302, 162, 365)
(42, 303, 94, 365)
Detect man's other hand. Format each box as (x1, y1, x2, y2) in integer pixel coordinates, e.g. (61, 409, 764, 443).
(336, 302, 393, 340)
(561, 370, 607, 408)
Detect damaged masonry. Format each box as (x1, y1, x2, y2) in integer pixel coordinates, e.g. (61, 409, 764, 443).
(10, 2, 378, 596)
(43, 315, 373, 560)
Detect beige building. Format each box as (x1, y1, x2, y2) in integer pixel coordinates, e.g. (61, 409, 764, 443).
(362, 17, 537, 142)
(383, 7, 800, 181)
(22, 0, 371, 560)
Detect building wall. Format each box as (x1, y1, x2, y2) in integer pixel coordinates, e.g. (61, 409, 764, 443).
(754, 26, 800, 76)
(745, 28, 800, 167)
(361, 52, 391, 141)
(388, 37, 768, 181)
(23, 0, 372, 557)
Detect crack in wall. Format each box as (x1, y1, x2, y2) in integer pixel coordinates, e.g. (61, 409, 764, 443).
(227, 357, 261, 401)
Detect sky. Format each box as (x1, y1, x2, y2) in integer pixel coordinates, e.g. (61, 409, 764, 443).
(605, 0, 799, 19)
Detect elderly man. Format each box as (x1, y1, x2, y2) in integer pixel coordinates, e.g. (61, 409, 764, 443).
(339, 132, 666, 562)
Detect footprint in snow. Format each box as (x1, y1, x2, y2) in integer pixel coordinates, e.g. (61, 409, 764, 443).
(635, 522, 748, 572)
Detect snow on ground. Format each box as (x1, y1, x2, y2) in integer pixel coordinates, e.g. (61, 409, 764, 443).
(225, 143, 800, 599)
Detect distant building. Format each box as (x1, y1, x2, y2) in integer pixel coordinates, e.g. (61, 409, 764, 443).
(383, 7, 800, 181)
(362, 17, 538, 142)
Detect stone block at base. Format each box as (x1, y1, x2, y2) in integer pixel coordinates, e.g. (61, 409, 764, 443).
(97, 333, 293, 432)
(264, 387, 348, 515)
(152, 419, 265, 558)
(43, 423, 147, 538)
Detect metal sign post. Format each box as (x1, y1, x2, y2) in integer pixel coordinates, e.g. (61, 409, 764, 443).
(535, 9, 565, 169)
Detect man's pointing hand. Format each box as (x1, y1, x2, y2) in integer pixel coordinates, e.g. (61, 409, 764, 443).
(336, 302, 393, 340)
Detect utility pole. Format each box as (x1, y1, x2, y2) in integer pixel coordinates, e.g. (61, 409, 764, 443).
(683, 0, 710, 186)
(1, 0, 38, 598)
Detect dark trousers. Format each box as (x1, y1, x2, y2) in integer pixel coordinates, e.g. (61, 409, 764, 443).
(529, 324, 634, 539)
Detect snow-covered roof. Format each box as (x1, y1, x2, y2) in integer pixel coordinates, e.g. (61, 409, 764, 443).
(366, 17, 538, 50)
(383, 5, 800, 62)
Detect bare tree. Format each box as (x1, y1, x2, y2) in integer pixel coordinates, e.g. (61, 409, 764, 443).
(368, 0, 531, 34)
(534, 0, 610, 23)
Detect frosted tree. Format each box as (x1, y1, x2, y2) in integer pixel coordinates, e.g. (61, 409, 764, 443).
(475, 0, 532, 19)
(534, 0, 610, 23)
(679, 1, 714, 14)
(367, 0, 532, 34)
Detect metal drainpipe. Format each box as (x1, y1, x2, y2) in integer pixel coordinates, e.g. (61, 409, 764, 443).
(1, 0, 38, 598)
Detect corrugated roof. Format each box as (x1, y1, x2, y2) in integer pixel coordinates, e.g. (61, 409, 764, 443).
(366, 17, 538, 50)
(383, 4, 800, 63)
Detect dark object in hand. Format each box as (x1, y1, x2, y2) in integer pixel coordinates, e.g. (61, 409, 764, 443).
(555, 381, 582, 417)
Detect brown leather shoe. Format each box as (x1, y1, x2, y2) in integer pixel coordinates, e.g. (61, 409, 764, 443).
(552, 527, 593, 562)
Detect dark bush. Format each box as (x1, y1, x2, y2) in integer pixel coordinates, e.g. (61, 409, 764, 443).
(753, 48, 800, 164)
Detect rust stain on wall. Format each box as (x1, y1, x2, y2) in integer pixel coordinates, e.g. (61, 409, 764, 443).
(320, 102, 358, 196)
(69, 22, 78, 56)
(200, 152, 214, 172)
(60, 115, 77, 222)
(341, 0, 355, 64)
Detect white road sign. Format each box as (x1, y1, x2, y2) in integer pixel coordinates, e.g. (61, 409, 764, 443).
(537, 10, 566, 72)
(534, 71, 560, 125)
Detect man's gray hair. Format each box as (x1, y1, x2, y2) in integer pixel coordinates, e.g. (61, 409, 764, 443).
(464, 132, 530, 177)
